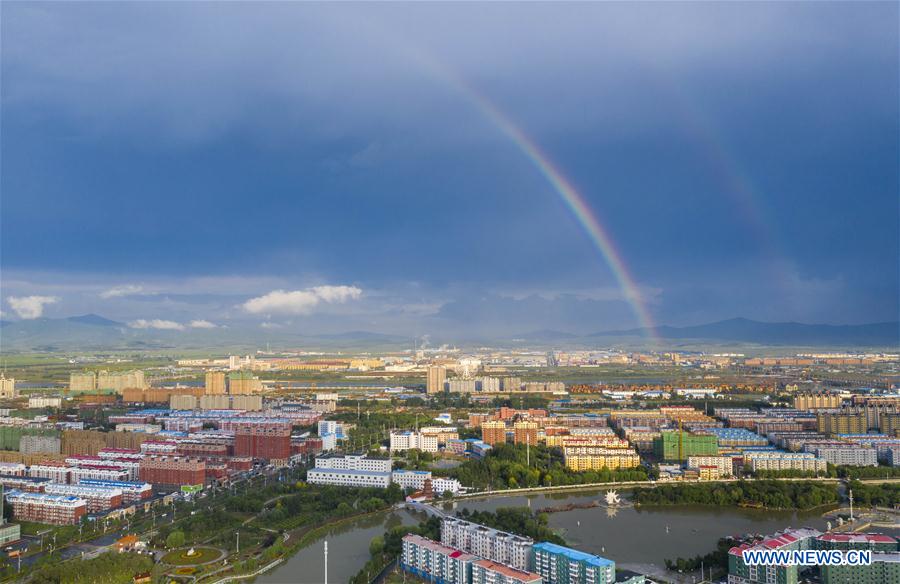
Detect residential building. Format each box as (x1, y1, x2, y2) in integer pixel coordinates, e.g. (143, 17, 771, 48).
(204, 371, 226, 395)
(565, 450, 641, 471)
(818, 412, 868, 435)
(472, 560, 543, 584)
(804, 444, 877, 466)
(794, 393, 845, 410)
(0, 375, 16, 399)
(5, 490, 87, 525)
(78, 479, 152, 504)
(427, 366, 447, 394)
(449, 379, 477, 394)
(401, 534, 477, 584)
(441, 517, 534, 572)
(228, 371, 262, 394)
(420, 426, 460, 445)
(513, 422, 538, 446)
(44, 483, 123, 512)
(139, 456, 206, 487)
(686, 456, 735, 477)
(744, 452, 828, 473)
(390, 431, 439, 453)
(97, 370, 146, 393)
(482, 421, 507, 446)
(531, 542, 616, 584)
(728, 528, 821, 584)
(69, 372, 97, 392)
(477, 377, 501, 393)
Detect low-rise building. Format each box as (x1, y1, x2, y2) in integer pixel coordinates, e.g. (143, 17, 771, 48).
(306, 468, 391, 488)
(4, 490, 86, 525)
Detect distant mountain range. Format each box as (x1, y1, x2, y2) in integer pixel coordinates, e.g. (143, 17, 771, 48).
(589, 317, 900, 346)
(0, 314, 896, 351)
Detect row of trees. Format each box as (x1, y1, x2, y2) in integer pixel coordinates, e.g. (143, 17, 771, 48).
(29, 551, 153, 584)
(632, 480, 839, 510)
(451, 443, 649, 490)
(846, 480, 900, 507)
(664, 537, 732, 574)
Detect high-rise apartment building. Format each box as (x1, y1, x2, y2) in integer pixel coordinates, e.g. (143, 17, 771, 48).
(228, 371, 262, 394)
(426, 366, 447, 394)
(513, 421, 538, 446)
(793, 393, 845, 410)
(482, 421, 507, 445)
(96, 370, 146, 393)
(205, 371, 226, 395)
(441, 517, 534, 571)
(69, 372, 97, 392)
(390, 431, 439, 453)
(0, 375, 16, 399)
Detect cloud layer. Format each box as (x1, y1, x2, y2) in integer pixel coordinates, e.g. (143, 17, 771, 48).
(100, 284, 144, 299)
(243, 286, 362, 316)
(7, 295, 59, 319)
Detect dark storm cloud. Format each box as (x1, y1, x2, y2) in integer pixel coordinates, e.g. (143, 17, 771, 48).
(1, 2, 897, 333)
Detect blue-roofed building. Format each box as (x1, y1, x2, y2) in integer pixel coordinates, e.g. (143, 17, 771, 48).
(531, 542, 615, 584)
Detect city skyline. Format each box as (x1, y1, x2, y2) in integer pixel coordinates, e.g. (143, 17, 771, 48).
(2, 3, 897, 337)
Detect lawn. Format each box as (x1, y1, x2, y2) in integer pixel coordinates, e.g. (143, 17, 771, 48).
(160, 546, 222, 565)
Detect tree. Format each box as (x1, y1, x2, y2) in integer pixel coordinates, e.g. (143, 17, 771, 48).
(369, 535, 384, 556)
(166, 530, 185, 549)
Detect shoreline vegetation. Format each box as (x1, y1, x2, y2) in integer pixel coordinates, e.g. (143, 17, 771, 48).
(631, 480, 840, 511)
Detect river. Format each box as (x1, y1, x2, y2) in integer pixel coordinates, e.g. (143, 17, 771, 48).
(258, 488, 831, 583)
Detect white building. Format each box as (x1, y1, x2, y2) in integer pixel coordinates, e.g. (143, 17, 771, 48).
(390, 431, 439, 453)
(448, 379, 477, 394)
(320, 433, 337, 452)
(306, 468, 391, 488)
(686, 456, 735, 477)
(318, 420, 345, 439)
(28, 397, 63, 409)
(477, 377, 501, 393)
(313, 454, 392, 473)
(391, 470, 463, 494)
(441, 516, 534, 572)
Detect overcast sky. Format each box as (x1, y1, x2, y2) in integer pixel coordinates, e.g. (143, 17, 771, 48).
(1, 2, 897, 336)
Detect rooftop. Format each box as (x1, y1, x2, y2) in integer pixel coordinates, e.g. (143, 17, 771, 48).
(532, 542, 614, 567)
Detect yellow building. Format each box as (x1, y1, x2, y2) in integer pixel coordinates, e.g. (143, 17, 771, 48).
(513, 421, 538, 445)
(697, 465, 720, 480)
(793, 393, 844, 410)
(0, 375, 16, 399)
(481, 421, 507, 445)
(426, 366, 447, 394)
(817, 412, 867, 435)
(229, 371, 262, 394)
(205, 371, 226, 395)
(565, 449, 641, 471)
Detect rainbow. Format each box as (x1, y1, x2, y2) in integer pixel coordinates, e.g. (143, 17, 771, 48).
(339, 14, 660, 342)
(402, 55, 660, 343)
(460, 87, 659, 341)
